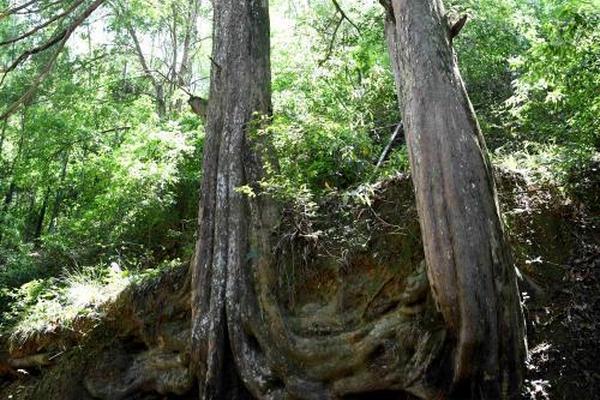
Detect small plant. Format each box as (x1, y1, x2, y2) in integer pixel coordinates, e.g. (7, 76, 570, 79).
(1, 263, 131, 345)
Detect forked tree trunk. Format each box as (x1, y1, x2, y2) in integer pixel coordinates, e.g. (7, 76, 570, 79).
(382, 0, 526, 397)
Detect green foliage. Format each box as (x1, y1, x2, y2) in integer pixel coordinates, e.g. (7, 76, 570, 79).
(448, 0, 530, 147)
(1, 256, 183, 342)
(0, 264, 128, 338)
(1, 0, 599, 347)
(505, 0, 600, 149)
(269, 1, 403, 198)
(0, 4, 205, 329)
(494, 141, 593, 184)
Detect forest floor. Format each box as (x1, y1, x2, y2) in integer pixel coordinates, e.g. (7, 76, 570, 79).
(0, 167, 598, 400)
(523, 227, 600, 399)
(512, 161, 600, 400)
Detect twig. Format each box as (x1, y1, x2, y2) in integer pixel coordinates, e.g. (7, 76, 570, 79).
(0, 0, 37, 19)
(318, 16, 343, 66)
(208, 56, 221, 71)
(319, 0, 361, 65)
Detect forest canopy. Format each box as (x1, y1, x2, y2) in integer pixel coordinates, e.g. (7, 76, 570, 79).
(0, 0, 598, 399)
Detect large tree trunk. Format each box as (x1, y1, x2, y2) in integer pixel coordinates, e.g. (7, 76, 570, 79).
(382, 0, 526, 397)
(190, 0, 274, 398)
(191, 1, 525, 399)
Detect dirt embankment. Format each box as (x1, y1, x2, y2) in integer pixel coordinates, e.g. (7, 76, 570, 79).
(1, 169, 598, 400)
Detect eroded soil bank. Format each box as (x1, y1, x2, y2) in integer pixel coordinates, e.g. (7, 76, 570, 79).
(1, 169, 598, 399)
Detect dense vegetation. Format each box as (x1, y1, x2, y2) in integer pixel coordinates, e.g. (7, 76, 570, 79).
(0, 0, 598, 397)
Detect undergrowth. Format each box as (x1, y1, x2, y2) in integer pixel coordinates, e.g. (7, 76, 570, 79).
(0, 258, 182, 347)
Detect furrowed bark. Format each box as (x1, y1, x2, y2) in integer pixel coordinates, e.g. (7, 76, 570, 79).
(190, 0, 274, 398)
(192, 0, 524, 398)
(383, 0, 526, 397)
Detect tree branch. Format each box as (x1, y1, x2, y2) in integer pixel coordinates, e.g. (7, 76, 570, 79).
(0, 0, 105, 120)
(375, 122, 403, 169)
(331, 0, 360, 33)
(449, 14, 468, 42)
(319, 0, 361, 65)
(0, 0, 37, 19)
(318, 16, 343, 66)
(0, 0, 85, 46)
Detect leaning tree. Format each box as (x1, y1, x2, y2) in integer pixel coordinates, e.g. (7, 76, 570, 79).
(191, 0, 525, 399)
(381, 0, 526, 397)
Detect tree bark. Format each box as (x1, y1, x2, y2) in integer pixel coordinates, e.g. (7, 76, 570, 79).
(382, 0, 526, 397)
(190, 0, 274, 398)
(191, 1, 525, 399)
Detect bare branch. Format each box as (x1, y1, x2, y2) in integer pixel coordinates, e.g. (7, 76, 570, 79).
(319, 0, 361, 65)
(13, 0, 64, 16)
(99, 126, 131, 134)
(318, 16, 343, 66)
(375, 122, 404, 169)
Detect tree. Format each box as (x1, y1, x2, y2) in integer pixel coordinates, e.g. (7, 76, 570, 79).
(381, 0, 526, 397)
(111, 0, 204, 118)
(191, 0, 524, 398)
(1, 0, 528, 398)
(190, 0, 274, 397)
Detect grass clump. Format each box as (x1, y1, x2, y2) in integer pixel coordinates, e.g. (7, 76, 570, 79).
(1, 263, 131, 346)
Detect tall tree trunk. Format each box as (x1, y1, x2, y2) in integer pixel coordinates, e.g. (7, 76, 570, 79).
(177, 0, 199, 87)
(191, 1, 525, 399)
(190, 0, 274, 398)
(33, 189, 49, 240)
(47, 150, 69, 233)
(124, 23, 167, 118)
(382, 0, 526, 397)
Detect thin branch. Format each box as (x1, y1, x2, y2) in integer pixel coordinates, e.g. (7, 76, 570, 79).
(0, 0, 37, 19)
(99, 126, 131, 134)
(331, 0, 360, 33)
(70, 50, 110, 73)
(0, 0, 105, 121)
(318, 16, 343, 66)
(13, 0, 64, 16)
(375, 122, 404, 169)
(319, 1, 361, 65)
(151, 68, 192, 96)
(0, 0, 85, 46)
(125, 25, 154, 80)
(1, 0, 104, 81)
(0, 36, 68, 120)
